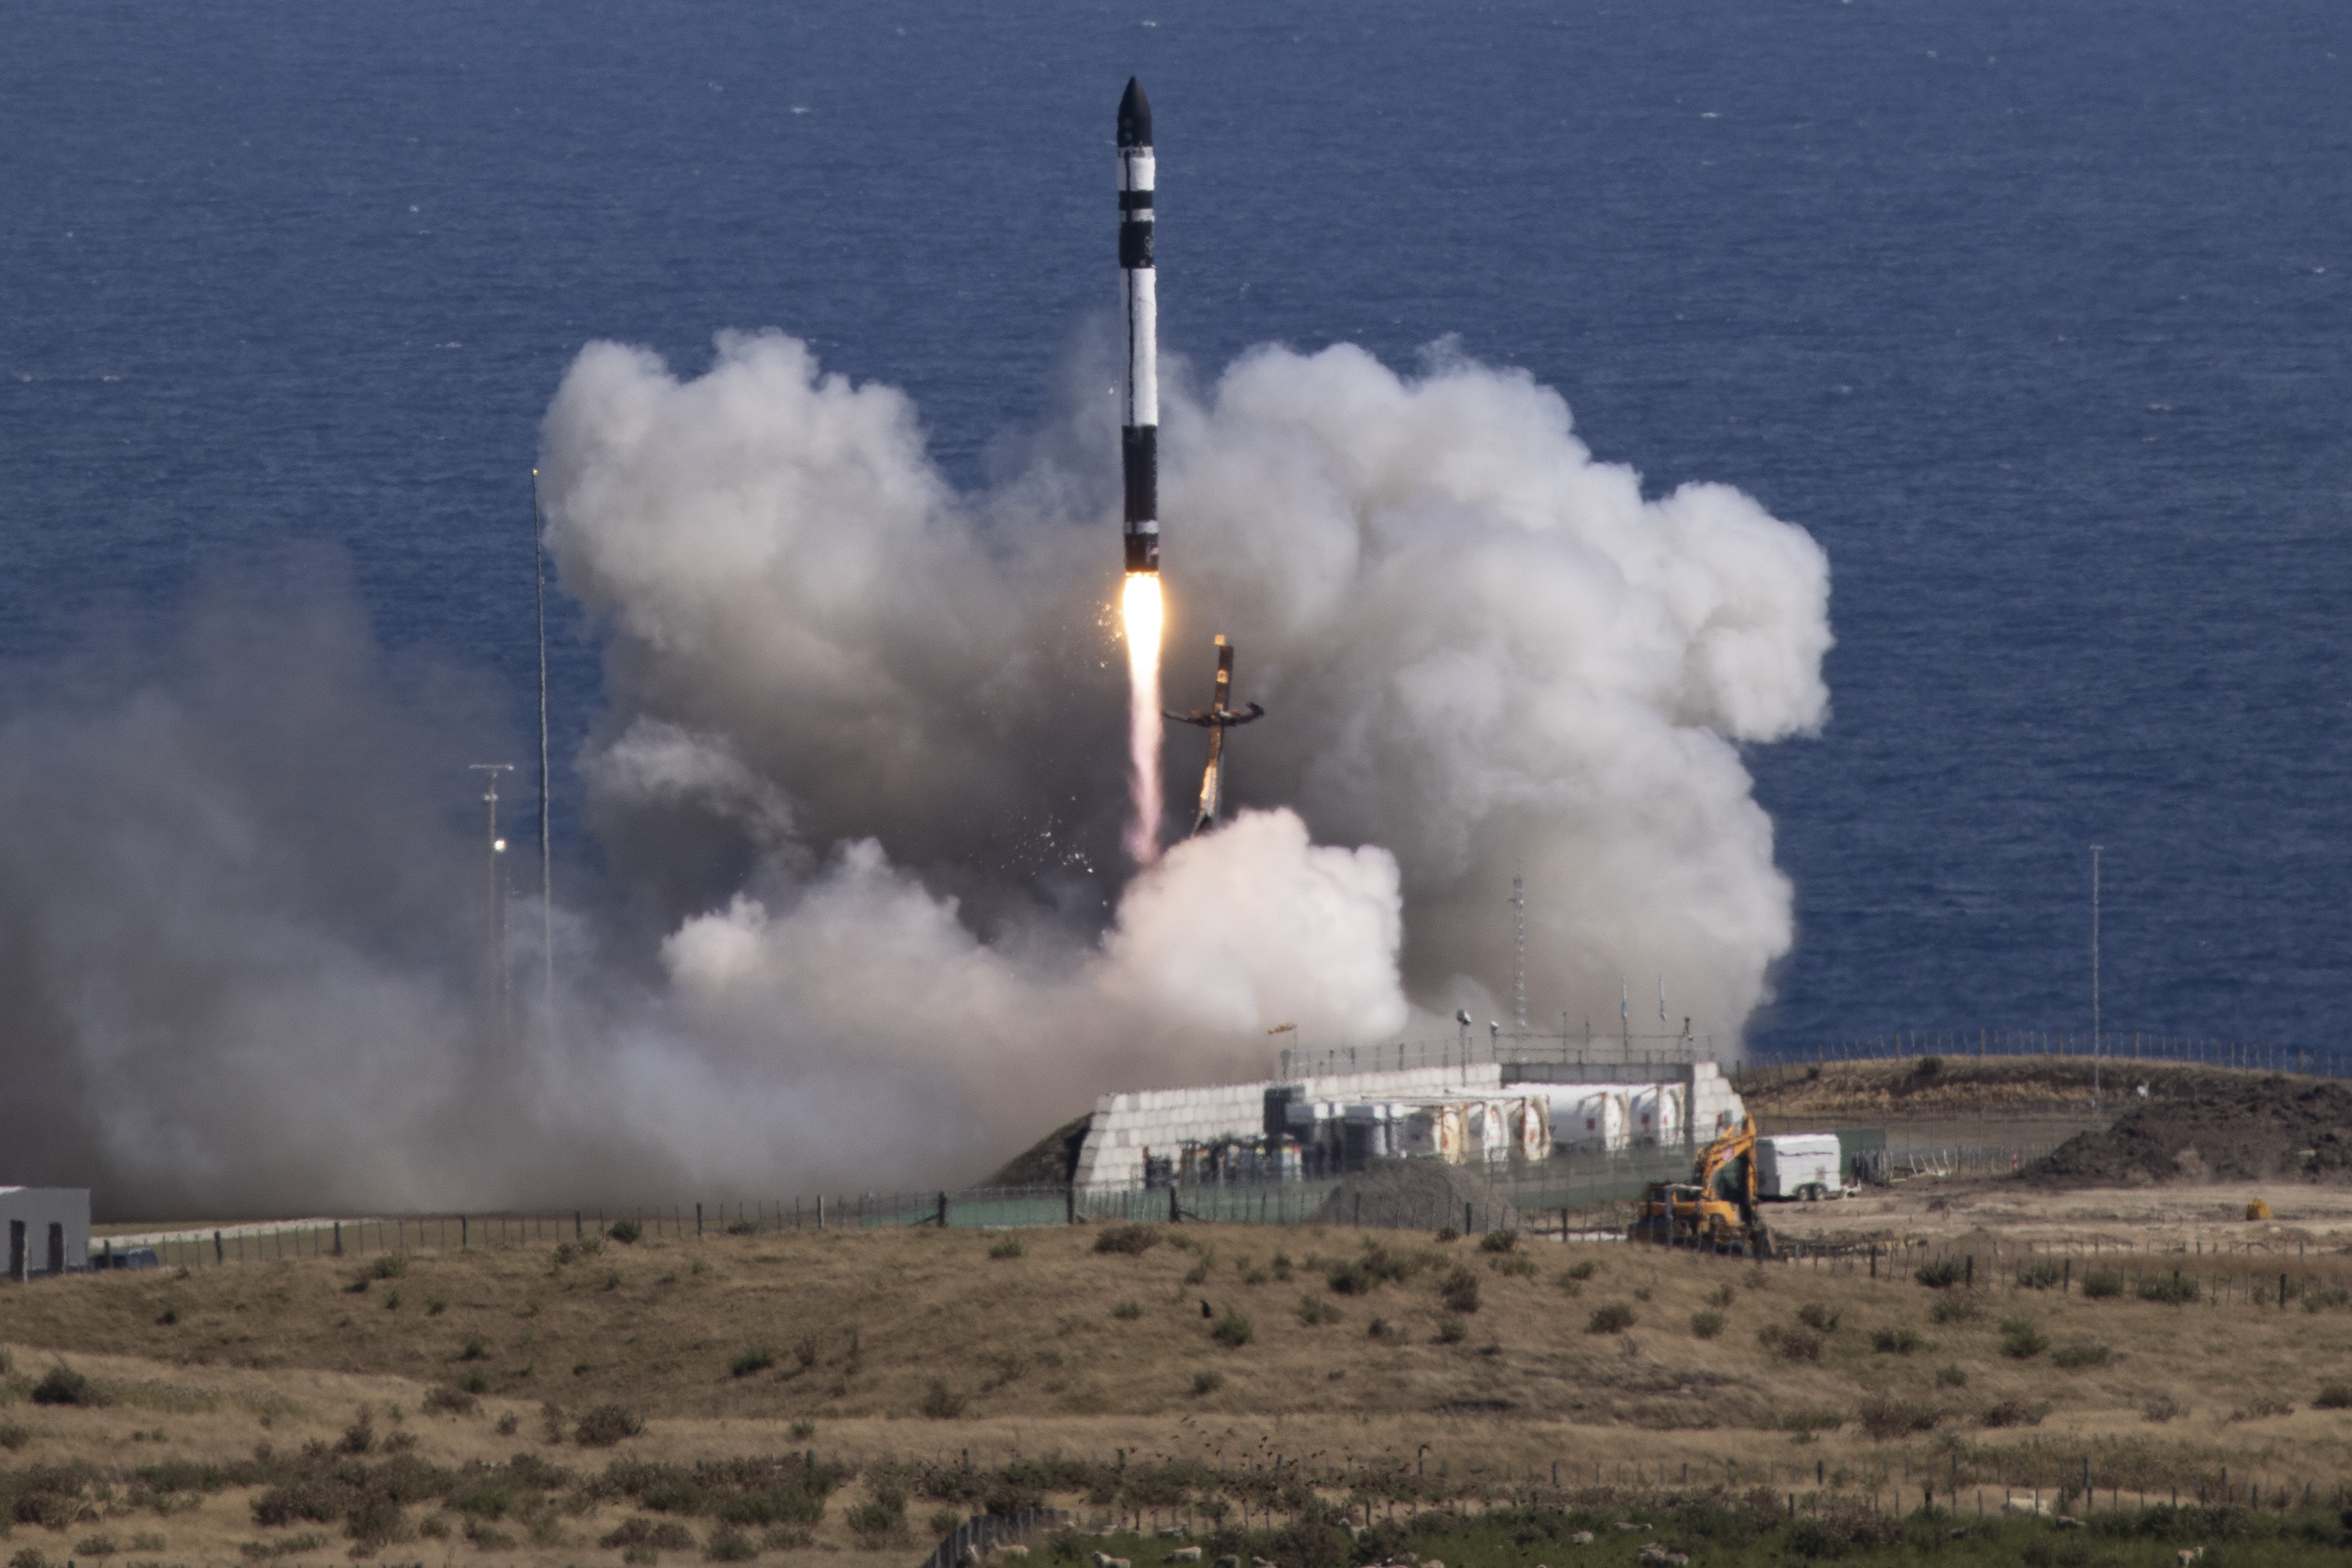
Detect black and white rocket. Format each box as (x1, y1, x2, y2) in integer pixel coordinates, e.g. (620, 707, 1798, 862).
(1117, 77, 1159, 575)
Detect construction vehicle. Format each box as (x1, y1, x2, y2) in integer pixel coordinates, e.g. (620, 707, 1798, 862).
(1628, 1115, 1775, 1257)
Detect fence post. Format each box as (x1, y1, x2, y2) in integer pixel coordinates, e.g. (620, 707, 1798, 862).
(575, 1210, 583, 1240)
(695, 1203, 703, 1236)
(937, 1192, 949, 1229)
(214, 1229, 224, 1265)
(461, 1215, 468, 1250)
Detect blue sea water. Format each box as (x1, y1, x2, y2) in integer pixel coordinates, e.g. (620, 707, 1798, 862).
(1, 0, 2347, 1053)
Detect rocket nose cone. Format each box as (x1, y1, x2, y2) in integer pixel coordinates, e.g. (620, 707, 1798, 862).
(1117, 77, 1153, 147)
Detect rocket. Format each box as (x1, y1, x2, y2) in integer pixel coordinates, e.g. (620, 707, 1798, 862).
(1118, 77, 1159, 575)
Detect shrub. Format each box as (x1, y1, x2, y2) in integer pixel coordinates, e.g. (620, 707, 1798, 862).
(2139, 1272, 2198, 1305)
(575, 1404, 644, 1446)
(1935, 1364, 1968, 1388)
(1758, 1323, 1822, 1362)
(9, 1550, 45, 1568)
(730, 1348, 777, 1378)
(603, 1519, 698, 1552)
(422, 1385, 478, 1415)
(1915, 1056, 1941, 1076)
(459, 1334, 488, 1361)
(2016, 1262, 2064, 1290)
(1491, 1254, 1537, 1278)
(844, 1486, 906, 1548)
(0, 1423, 28, 1450)
(1438, 1266, 1480, 1314)
(1091, 1224, 1160, 1256)
(336, 1408, 376, 1455)
(988, 1237, 1023, 1260)
(457, 1370, 490, 1395)
(1477, 1230, 1519, 1254)
(792, 1336, 819, 1369)
(1296, 1297, 1339, 1326)
(1588, 1302, 1638, 1335)
(608, 1218, 644, 1244)
(760, 1526, 812, 1551)
(2141, 1394, 2182, 1423)
(1780, 1408, 1844, 1435)
(1979, 1398, 2049, 1428)
(1998, 1316, 2049, 1359)
(1190, 1371, 1225, 1397)
(1705, 1283, 1735, 1308)
(1110, 1301, 1143, 1320)
(2082, 1270, 2124, 1299)
(1784, 1504, 1900, 1558)
(1857, 1396, 1938, 1440)
(371, 1254, 408, 1279)
(705, 1529, 757, 1562)
(2314, 1383, 2352, 1410)
(1366, 1316, 1396, 1341)
(73, 1536, 116, 1557)
(2228, 1395, 2293, 1422)
(2051, 1343, 2112, 1370)
(1434, 1316, 1468, 1345)
(1929, 1295, 1980, 1326)
(1871, 1327, 1921, 1355)
(1210, 1312, 1254, 1348)
(1434, 1227, 1460, 1243)
(31, 1365, 102, 1406)
(1915, 1260, 1962, 1289)
(1564, 1258, 1602, 1282)
(1796, 1301, 1841, 1334)
(919, 1381, 966, 1420)
(1689, 1309, 1725, 1340)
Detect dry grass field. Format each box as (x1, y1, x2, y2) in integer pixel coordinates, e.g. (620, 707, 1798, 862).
(1, 1212, 2350, 1566)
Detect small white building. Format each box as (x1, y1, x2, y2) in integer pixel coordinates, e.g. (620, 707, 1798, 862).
(0, 1189, 89, 1278)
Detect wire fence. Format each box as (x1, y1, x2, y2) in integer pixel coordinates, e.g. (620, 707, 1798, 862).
(1747, 1028, 2352, 1079)
(93, 1146, 1709, 1272)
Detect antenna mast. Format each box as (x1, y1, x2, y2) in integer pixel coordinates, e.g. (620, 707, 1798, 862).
(532, 471, 555, 1034)
(468, 763, 517, 1034)
(1510, 872, 1526, 1039)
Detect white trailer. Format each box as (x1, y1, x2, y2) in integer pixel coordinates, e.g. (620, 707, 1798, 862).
(1756, 1133, 1846, 1200)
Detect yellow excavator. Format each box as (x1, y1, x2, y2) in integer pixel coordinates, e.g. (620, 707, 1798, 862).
(1629, 1115, 1776, 1257)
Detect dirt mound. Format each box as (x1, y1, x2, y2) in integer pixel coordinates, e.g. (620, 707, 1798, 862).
(1315, 1158, 1520, 1233)
(980, 1114, 1091, 1189)
(2028, 1076, 2352, 1187)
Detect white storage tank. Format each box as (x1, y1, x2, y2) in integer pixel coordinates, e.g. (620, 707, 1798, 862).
(1629, 1084, 1687, 1147)
(1551, 1090, 1629, 1153)
(1757, 1133, 1846, 1200)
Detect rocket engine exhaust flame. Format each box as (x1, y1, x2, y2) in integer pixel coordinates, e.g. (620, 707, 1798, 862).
(1121, 570, 1164, 863)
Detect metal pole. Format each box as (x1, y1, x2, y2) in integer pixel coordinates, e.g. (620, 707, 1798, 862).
(2091, 844, 2103, 1109)
(469, 764, 516, 1032)
(531, 471, 556, 1035)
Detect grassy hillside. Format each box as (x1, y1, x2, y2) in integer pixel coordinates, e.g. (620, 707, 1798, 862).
(1, 1220, 2349, 1564)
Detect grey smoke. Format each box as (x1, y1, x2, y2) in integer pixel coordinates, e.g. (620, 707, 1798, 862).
(0, 326, 1827, 1217)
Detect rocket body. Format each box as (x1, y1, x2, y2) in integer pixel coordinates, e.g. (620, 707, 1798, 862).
(1118, 78, 1159, 575)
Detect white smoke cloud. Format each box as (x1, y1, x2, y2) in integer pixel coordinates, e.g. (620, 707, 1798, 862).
(0, 322, 1827, 1217)
(543, 327, 1830, 1067)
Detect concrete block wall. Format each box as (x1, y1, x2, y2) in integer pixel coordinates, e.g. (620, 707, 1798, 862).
(1071, 1065, 1504, 1190)
(1069, 1060, 1748, 1190)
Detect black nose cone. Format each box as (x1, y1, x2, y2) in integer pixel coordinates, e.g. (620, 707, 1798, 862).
(1117, 77, 1153, 148)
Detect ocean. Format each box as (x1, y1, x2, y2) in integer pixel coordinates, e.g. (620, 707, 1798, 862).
(2, 0, 2347, 1054)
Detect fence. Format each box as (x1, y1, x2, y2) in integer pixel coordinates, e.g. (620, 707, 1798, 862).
(91, 1144, 1711, 1272)
(1748, 1028, 2352, 1079)
(1282, 1030, 1722, 1080)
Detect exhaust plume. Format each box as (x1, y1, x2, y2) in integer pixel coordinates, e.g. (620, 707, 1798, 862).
(1120, 572, 1164, 863)
(0, 324, 1826, 1216)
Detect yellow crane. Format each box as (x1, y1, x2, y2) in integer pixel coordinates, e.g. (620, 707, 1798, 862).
(1629, 1115, 1776, 1257)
